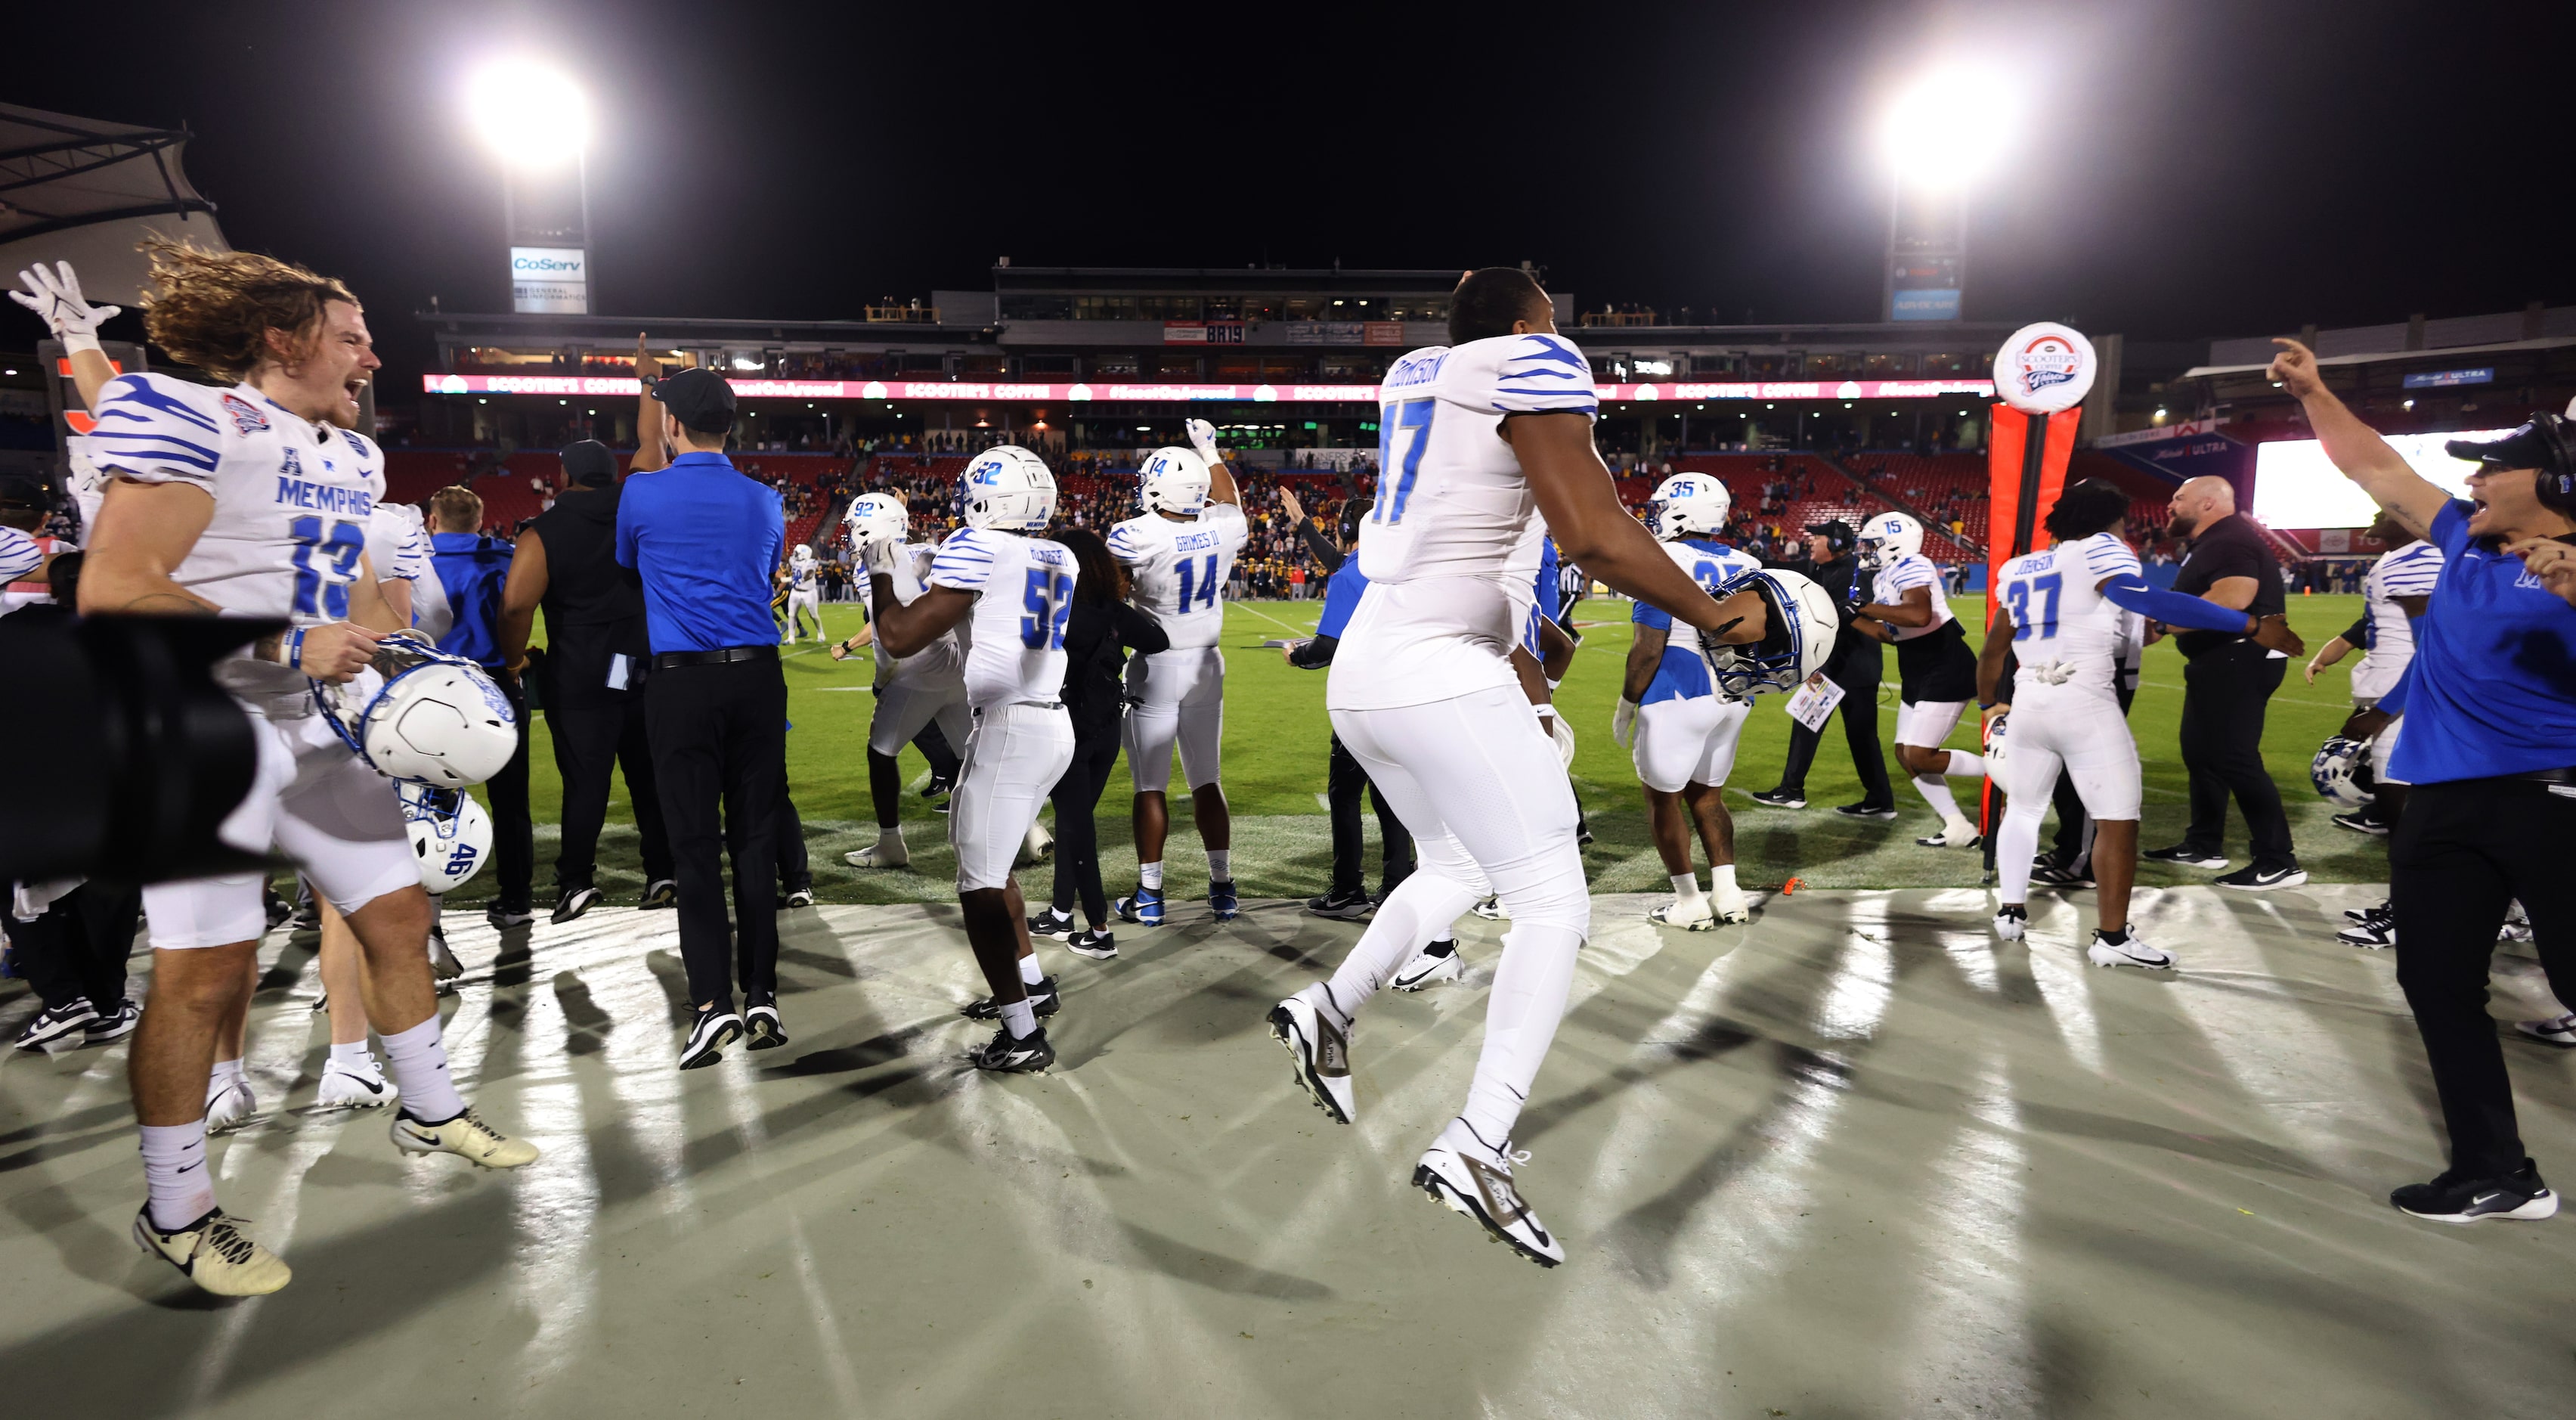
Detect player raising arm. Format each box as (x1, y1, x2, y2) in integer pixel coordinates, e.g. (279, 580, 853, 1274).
(1268, 267, 1828, 1267)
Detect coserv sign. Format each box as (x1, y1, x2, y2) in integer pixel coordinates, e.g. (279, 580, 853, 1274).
(509, 246, 588, 315)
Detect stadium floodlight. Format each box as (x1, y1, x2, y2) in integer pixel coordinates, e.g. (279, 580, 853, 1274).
(466, 59, 590, 168)
(1877, 64, 2017, 190)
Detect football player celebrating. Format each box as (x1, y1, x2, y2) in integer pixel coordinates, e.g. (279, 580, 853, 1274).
(836, 493, 971, 870)
(1615, 473, 1764, 929)
(1851, 511, 1987, 848)
(1109, 418, 1248, 925)
(1978, 479, 2303, 966)
(1267, 268, 1832, 1265)
(73, 240, 535, 1298)
(865, 448, 1078, 1071)
(783, 541, 824, 643)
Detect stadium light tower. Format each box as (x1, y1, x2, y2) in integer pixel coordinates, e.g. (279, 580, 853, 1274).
(466, 59, 595, 315)
(1875, 64, 2017, 322)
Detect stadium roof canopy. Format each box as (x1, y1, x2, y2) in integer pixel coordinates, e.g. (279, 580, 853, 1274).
(0, 102, 228, 306)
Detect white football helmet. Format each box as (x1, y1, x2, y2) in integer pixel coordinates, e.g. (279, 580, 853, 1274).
(401, 783, 493, 894)
(314, 634, 519, 786)
(790, 543, 816, 567)
(2311, 736, 2373, 809)
(843, 491, 909, 550)
(961, 447, 1057, 531)
(1139, 446, 1212, 516)
(1859, 511, 1924, 566)
(1698, 568, 1838, 699)
(1648, 473, 1732, 541)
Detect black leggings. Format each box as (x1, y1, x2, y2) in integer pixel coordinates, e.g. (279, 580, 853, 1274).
(3, 879, 139, 1012)
(1049, 727, 1122, 927)
(2390, 777, 2576, 1177)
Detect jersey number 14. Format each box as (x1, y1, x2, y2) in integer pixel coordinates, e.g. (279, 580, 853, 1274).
(1173, 553, 1220, 612)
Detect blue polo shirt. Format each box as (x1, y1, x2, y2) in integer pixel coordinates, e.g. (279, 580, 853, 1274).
(429, 530, 514, 668)
(2388, 499, 2576, 784)
(1314, 556, 1370, 640)
(1520, 535, 1561, 656)
(615, 452, 785, 654)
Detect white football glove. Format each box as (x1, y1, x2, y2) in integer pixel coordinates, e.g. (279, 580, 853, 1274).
(1612, 696, 1639, 749)
(10, 262, 119, 351)
(1184, 417, 1221, 464)
(860, 537, 903, 577)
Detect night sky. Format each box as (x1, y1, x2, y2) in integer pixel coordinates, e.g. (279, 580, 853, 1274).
(11, 0, 2568, 389)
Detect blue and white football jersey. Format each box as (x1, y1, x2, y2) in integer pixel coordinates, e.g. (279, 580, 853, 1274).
(1330, 332, 1599, 712)
(2352, 540, 2443, 699)
(1869, 550, 1955, 638)
(89, 372, 385, 712)
(789, 545, 819, 589)
(1108, 500, 1246, 651)
(927, 526, 1079, 710)
(1631, 538, 1762, 702)
(1995, 532, 2140, 701)
(872, 542, 965, 693)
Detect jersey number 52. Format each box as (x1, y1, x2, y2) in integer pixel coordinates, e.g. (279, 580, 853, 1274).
(1020, 567, 1073, 650)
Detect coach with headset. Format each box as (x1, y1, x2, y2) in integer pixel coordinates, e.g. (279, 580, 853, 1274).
(1753, 519, 1896, 817)
(2270, 338, 2576, 1226)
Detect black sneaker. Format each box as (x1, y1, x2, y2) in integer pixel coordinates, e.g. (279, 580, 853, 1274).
(13, 1000, 98, 1051)
(967, 1025, 1053, 1073)
(2390, 1161, 2559, 1223)
(962, 978, 1059, 1020)
(1028, 907, 1078, 940)
(551, 885, 602, 925)
(264, 892, 295, 931)
(1750, 788, 1807, 809)
(2030, 857, 2096, 889)
(486, 902, 537, 929)
(2336, 909, 2395, 949)
(2143, 844, 2230, 870)
(287, 899, 322, 932)
(83, 998, 141, 1044)
(639, 879, 677, 910)
(1834, 802, 1898, 821)
(2344, 900, 2389, 925)
(679, 1004, 742, 1070)
(1306, 887, 1373, 920)
(428, 922, 464, 981)
(744, 995, 788, 1050)
(920, 771, 956, 799)
(2215, 862, 2308, 891)
(2330, 811, 2391, 837)
(781, 883, 816, 909)
(1066, 929, 1118, 961)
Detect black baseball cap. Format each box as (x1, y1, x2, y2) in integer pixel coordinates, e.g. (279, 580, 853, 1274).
(1805, 519, 1856, 544)
(561, 439, 617, 486)
(651, 367, 736, 434)
(2447, 416, 2573, 477)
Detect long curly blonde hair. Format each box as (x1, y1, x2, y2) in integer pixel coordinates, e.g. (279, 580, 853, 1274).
(138, 237, 358, 382)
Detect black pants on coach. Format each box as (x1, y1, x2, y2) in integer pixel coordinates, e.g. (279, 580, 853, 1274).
(544, 643, 673, 894)
(2390, 777, 2576, 1177)
(482, 671, 537, 912)
(646, 657, 788, 1009)
(3, 879, 140, 1013)
(1329, 732, 1413, 898)
(1774, 640, 1893, 807)
(1050, 726, 1122, 927)
(2178, 650, 2294, 867)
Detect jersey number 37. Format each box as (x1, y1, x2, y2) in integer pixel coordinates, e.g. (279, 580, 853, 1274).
(1020, 567, 1073, 650)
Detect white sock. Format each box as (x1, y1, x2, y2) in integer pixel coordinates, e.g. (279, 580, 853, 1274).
(1206, 849, 1231, 881)
(1997, 804, 2045, 905)
(379, 1016, 466, 1123)
(878, 823, 906, 846)
(328, 1039, 372, 1068)
(1326, 866, 1483, 1019)
(1000, 999, 1038, 1039)
(1668, 871, 1705, 904)
(1459, 923, 1583, 1146)
(1138, 860, 1165, 890)
(209, 1057, 246, 1089)
(1912, 774, 1965, 823)
(140, 1121, 216, 1231)
(1945, 751, 1986, 779)
(1711, 863, 1738, 894)
(1017, 952, 1043, 985)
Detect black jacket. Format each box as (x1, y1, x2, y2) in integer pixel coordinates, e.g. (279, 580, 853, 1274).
(1061, 597, 1168, 740)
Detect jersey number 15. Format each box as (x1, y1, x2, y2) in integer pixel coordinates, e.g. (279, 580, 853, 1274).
(1020, 566, 1073, 650)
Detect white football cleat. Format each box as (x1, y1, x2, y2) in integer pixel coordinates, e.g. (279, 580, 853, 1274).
(1708, 879, 1751, 925)
(204, 1077, 257, 1135)
(1391, 940, 1464, 991)
(134, 1207, 292, 1297)
(844, 838, 910, 870)
(1916, 817, 1982, 848)
(1470, 896, 1505, 921)
(317, 1055, 400, 1111)
(1267, 986, 1355, 1124)
(390, 1108, 540, 1169)
(1647, 897, 1717, 932)
(1413, 1121, 1564, 1268)
(1017, 821, 1054, 867)
(2087, 929, 2175, 971)
(1992, 904, 2026, 943)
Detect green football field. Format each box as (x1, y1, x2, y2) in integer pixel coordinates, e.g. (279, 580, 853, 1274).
(471, 593, 2383, 910)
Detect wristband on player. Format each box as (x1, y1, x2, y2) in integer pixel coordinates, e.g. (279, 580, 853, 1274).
(272, 627, 308, 671)
(63, 330, 104, 357)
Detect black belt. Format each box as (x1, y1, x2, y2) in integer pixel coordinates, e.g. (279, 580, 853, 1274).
(971, 700, 1064, 715)
(2519, 767, 2576, 786)
(650, 645, 779, 669)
